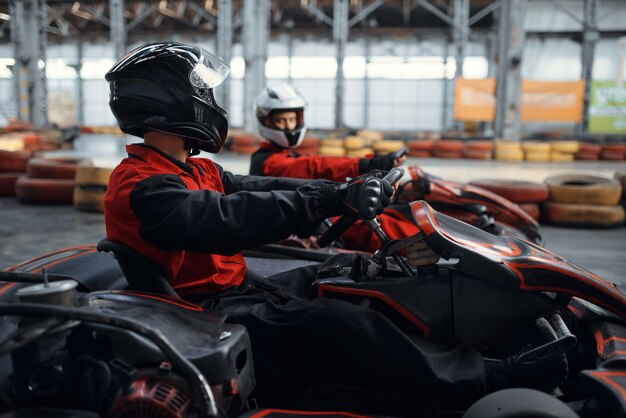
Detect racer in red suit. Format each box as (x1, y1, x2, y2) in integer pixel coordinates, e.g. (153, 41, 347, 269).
(250, 83, 418, 252)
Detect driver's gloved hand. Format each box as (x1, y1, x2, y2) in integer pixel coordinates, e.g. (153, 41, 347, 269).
(323, 175, 394, 219)
(359, 147, 408, 173)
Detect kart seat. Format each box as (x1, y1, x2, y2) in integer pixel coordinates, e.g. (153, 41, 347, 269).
(96, 238, 179, 298)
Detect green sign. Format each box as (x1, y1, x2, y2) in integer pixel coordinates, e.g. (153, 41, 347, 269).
(589, 81, 626, 133)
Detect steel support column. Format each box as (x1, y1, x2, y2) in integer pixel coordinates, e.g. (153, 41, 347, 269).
(217, 0, 233, 115)
(71, 40, 84, 125)
(10, 0, 48, 127)
(333, 0, 349, 128)
(442, 39, 450, 129)
(243, 0, 270, 133)
(109, 0, 126, 60)
(579, 0, 598, 135)
(450, 0, 469, 130)
(494, 0, 527, 140)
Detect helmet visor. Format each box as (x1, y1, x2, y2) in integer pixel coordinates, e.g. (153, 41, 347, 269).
(189, 49, 230, 101)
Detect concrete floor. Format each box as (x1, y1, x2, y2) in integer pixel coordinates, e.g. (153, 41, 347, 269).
(1, 134, 625, 289)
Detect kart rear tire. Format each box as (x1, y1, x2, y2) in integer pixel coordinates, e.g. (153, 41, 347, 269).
(468, 179, 549, 204)
(544, 174, 622, 206)
(463, 388, 579, 418)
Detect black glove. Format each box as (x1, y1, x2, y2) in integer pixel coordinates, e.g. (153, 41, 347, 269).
(359, 146, 408, 173)
(322, 175, 394, 219)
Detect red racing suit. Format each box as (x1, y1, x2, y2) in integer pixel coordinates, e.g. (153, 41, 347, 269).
(105, 144, 336, 297)
(250, 142, 419, 252)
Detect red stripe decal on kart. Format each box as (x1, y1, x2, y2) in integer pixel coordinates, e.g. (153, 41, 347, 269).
(249, 408, 369, 417)
(4, 245, 96, 271)
(606, 350, 626, 359)
(0, 282, 17, 296)
(318, 284, 430, 338)
(115, 290, 203, 311)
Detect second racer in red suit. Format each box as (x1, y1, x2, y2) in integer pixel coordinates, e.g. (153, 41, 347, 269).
(250, 83, 418, 252)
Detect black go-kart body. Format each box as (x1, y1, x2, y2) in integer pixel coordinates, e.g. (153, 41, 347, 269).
(0, 201, 623, 418)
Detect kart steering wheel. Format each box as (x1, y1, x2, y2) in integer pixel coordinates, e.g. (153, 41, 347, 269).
(318, 167, 405, 248)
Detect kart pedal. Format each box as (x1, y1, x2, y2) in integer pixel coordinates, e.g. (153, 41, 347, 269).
(517, 314, 577, 365)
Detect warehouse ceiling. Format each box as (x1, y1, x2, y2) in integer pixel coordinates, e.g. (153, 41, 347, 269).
(0, 0, 497, 41)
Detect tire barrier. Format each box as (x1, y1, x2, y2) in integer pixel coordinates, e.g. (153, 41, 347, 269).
(550, 152, 575, 162)
(15, 176, 75, 204)
(0, 173, 21, 196)
(73, 162, 114, 213)
(543, 201, 625, 228)
(551, 140, 580, 154)
(468, 179, 549, 204)
(544, 174, 622, 206)
(344, 136, 365, 150)
(346, 148, 374, 158)
(26, 157, 84, 180)
(601, 143, 626, 161)
(0, 150, 32, 173)
(462, 149, 493, 160)
(525, 152, 551, 162)
(318, 146, 346, 157)
(407, 140, 434, 157)
(372, 140, 405, 153)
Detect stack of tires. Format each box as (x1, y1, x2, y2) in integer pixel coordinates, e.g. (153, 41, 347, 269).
(522, 141, 551, 162)
(462, 140, 494, 160)
(373, 139, 406, 155)
(16, 157, 83, 205)
(575, 142, 601, 161)
(344, 136, 369, 157)
(73, 161, 114, 213)
(0, 150, 32, 197)
(407, 139, 435, 158)
(549, 140, 579, 162)
(432, 140, 464, 159)
(543, 174, 625, 228)
(600, 143, 626, 161)
(494, 140, 524, 162)
(318, 137, 346, 156)
(468, 179, 549, 221)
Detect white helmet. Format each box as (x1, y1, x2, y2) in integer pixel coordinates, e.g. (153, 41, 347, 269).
(254, 83, 307, 149)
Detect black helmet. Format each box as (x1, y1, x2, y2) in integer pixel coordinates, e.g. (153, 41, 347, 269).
(105, 41, 230, 154)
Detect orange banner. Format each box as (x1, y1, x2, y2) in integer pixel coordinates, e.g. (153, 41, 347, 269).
(454, 78, 585, 123)
(520, 80, 585, 122)
(454, 78, 496, 121)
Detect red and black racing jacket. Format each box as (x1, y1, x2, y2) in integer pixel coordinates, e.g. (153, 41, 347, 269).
(105, 144, 335, 297)
(250, 142, 420, 252)
(250, 142, 365, 181)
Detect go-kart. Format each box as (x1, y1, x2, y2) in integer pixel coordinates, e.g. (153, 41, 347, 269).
(253, 164, 543, 261)
(0, 169, 622, 418)
(394, 165, 542, 244)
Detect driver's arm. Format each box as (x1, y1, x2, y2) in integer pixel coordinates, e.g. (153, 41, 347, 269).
(218, 164, 331, 193)
(129, 173, 339, 255)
